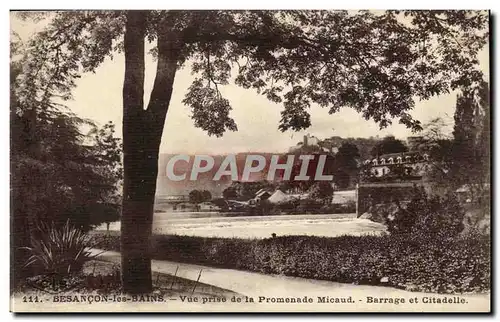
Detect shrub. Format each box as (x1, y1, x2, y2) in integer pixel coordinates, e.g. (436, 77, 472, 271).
(308, 182, 334, 203)
(388, 190, 465, 238)
(273, 198, 300, 213)
(92, 232, 490, 294)
(414, 194, 465, 237)
(22, 220, 97, 277)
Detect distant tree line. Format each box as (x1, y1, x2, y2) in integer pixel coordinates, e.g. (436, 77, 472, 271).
(188, 190, 212, 204)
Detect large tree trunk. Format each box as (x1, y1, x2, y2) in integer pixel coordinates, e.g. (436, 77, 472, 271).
(121, 141, 158, 294)
(121, 11, 180, 294)
(121, 11, 152, 294)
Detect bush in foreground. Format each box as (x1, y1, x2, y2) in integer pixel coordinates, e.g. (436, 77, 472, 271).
(22, 221, 97, 277)
(92, 232, 490, 294)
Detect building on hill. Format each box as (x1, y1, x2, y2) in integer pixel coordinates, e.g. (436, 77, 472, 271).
(362, 151, 430, 180)
(356, 137, 436, 217)
(289, 134, 325, 152)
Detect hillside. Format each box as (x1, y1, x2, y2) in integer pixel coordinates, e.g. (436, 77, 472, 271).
(156, 153, 276, 197)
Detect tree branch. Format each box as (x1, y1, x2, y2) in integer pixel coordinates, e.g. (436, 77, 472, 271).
(205, 48, 221, 98)
(146, 24, 181, 146)
(122, 10, 147, 156)
(430, 15, 465, 50)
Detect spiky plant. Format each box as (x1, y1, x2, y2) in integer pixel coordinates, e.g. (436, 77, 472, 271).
(22, 220, 97, 276)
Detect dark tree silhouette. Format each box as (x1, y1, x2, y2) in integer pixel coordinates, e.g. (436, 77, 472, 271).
(189, 189, 212, 205)
(451, 80, 490, 204)
(308, 181, 334, 204)
(333, 142, 360, 188)
(371, 135, 409, 157)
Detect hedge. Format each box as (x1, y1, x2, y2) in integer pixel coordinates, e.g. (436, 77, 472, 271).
(92, 232, 490, 294)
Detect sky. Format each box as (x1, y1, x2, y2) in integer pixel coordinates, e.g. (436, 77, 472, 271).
(11, 13, 490, 155)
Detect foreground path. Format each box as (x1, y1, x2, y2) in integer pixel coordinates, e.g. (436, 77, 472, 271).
(86, 249, 489, 313)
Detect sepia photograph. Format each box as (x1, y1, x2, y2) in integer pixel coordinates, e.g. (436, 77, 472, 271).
(9, 9, 491, 313)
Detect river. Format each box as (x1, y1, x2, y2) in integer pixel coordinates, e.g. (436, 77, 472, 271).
(95, 212, 387, 239)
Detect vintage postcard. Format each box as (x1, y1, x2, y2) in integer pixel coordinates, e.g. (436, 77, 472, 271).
(10, 10, 490, 313)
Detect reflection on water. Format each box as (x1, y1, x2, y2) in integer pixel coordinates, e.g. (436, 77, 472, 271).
(95, 211, 387, 239)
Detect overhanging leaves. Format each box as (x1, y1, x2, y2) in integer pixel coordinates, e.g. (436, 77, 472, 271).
(17, 10, 489, 137)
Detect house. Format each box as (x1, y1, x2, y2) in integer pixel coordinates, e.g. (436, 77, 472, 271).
(247, 188, 273, 206)
(363, 151, 430, 179)
(288, 134, 322, 152)
(254, 188, 272, 201)
(267, 190, 299, 204)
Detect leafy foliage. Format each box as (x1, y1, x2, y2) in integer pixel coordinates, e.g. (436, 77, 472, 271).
(308, 181, 334, 203)
(188, 189, 212, 204)
(410, 118, 454, 186)
(16, 10, 489, 136)
(332, 142, 360, 188)
(421, 82, 490, 201)
(450, 80, 490, 203)
(388, 189, 465, 238)
(371, 135, 408, 157)
(11, 36, 122, 286)
(95, 232, 490, 294)
(296, 198, 324, 213)
(183, 79, 237, 137)
(335, 142, 360, 167)
(22, 221, 97, 277)
(11, 38, 123, 228)
(320, 136, 381, 161)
